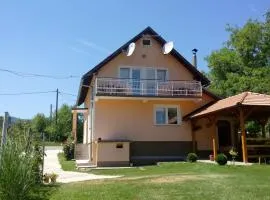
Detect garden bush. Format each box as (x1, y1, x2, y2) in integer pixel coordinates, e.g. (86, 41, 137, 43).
(215, 153, 228, 165)
(186, 153, 198, 162)
(0, 137, 40, 200)
(63, 140, 74, 160)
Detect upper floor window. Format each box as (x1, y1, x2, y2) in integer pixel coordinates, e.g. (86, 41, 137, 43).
(142, 39, 151, 47)
(119, 68, 130, 79)
(154, 105, 181, 125)
(157, 69, 167, 81)
(119, 67, 168, 80)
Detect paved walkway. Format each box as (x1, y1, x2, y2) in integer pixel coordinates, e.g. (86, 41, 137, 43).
(44, 147, 121, 183)
(198, 160, 253, 166)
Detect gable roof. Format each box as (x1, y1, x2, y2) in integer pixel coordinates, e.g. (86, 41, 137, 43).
(76, 26, 210, 106)
(188, 92, 270, 119)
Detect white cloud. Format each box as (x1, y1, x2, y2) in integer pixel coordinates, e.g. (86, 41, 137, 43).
(248, 4, 258, 13)
(69, 47, 92, 56)
(77, 39, 111, 54)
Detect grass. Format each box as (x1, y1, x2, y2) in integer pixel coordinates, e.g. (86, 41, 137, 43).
(53, 159, 270, 200)
(57, 153, 76, 171)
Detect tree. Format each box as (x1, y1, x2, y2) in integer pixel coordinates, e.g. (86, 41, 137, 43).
(206, 10, 270, 97)
(55, 104, 72, 141)
(31, 113, 48, 134)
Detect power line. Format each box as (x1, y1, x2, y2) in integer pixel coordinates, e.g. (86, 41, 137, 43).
(59, 91, 77, 97)
(0, 68, 80, 79)
(0, 90, 56, 96)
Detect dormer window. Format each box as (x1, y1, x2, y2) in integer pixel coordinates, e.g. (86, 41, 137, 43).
(142, 39, 151, 47)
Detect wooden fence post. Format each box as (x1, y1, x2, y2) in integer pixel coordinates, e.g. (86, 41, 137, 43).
(1, 112, 9, 147)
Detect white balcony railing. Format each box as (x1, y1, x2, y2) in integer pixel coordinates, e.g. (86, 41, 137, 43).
(95, 78, 202, 98)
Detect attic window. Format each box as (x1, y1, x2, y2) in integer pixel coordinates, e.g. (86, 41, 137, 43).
(142, 39, 151, 47)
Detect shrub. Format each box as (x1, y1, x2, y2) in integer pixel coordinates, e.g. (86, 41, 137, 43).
(63, 141, 74, 160)
(0, 138, 36, 200)
(215, 153, 228, 165)
(186, 153, 198, 162)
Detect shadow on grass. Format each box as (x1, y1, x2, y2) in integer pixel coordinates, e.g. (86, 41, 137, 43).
(29, 184, 60, 200)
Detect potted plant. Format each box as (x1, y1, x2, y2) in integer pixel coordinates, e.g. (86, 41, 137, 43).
(43, 173, 50, 184)
(229, 148, 238, 165)
(49, 173, 58, 184)
(209, 154, 214, 161)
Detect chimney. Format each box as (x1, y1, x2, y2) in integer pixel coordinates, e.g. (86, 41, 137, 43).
(192, 48, 198, 68)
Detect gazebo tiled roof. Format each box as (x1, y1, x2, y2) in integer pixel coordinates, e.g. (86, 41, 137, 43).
(190, 92, 270, 118)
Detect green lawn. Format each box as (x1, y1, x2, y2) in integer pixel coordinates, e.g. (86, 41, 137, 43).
(57, 153, 76, 171)
(50, 158, 270, 200)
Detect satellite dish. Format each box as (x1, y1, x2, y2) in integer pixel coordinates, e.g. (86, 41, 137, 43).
(162, 41, 174, 54)
(126, 42, 136, 56)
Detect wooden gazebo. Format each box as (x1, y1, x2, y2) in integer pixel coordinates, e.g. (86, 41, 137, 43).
(188, 92, 270, 163)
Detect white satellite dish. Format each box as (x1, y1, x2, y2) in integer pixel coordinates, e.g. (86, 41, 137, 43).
(162, 41, 174, 54)
(126, 42, 136, 56)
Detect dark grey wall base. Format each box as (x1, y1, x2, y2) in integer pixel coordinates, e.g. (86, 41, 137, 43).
(130, 141, 193, 165)
(97, 161, 130, 167)
(130, 141, 193, 157)
(196, 150, 212, 159)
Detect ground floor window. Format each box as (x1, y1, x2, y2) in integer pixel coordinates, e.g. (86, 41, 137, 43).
(154, 105, 181, 125)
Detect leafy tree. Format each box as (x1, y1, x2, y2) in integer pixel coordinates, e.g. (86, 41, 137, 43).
(206, 10, 270, 97)
(55, 104, 72, 141)
(31, 113, 48, 134)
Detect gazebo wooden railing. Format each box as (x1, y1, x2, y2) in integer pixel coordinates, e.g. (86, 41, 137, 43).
(247, 138, 270, 162)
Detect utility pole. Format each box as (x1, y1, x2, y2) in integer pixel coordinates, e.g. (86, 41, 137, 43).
(50, 104, 53, 122)
(55, 89, 59, 125)
(1, 112, 9, 147)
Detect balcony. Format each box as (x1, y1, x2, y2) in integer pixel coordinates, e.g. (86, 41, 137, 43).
(95, 78, 202, 99)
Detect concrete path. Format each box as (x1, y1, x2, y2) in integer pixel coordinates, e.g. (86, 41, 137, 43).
(44, 147, 121, 183)
(198, 159, 253, 166)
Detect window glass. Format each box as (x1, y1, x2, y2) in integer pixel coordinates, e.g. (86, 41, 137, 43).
(168, 108, 178, 124)
(120, 68, 130, 79)
(157, 70, 167, 81)
(156, 108, 166, 124)
(142, 39, 151, 46)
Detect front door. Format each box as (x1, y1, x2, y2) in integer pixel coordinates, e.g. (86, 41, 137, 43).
(145, 68, 156, 95)
(132, 69, 141, 95)
(217, 120, 232, 150)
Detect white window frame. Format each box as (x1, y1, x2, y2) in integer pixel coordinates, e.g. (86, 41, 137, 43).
(153, 105, 181, 126)
(118, 66, 169, 80)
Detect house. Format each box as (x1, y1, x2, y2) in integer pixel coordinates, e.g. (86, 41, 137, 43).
(72, 26, 252, 167)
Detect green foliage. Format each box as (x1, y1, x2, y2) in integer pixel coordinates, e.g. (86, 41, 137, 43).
(63, 138, 75, 160)
(246, 121, 261, 136)
(55, 104, 72, 141)
(186, 153, 198, 162)
(215, 153, 228, 165)
(31, 113, 48, 134)
(206, 10, 270, 97)
(0, 135, 42, 200)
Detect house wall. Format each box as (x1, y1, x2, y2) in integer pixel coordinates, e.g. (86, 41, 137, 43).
(96, 37, 194, 81)
(94, 99, 207, 141)
(96, 142, 130, 166)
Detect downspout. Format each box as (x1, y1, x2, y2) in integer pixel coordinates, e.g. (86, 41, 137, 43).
(90, 75, 97, 162)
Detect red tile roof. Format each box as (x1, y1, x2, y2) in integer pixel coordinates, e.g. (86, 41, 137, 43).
(190, 92, 270, 118)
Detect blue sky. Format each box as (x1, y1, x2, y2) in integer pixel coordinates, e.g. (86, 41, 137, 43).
(0, 0, 269, 119)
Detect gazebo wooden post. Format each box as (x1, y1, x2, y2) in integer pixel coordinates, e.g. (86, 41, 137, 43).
(72, 111, 78, 143)
(239, 107, 248, 163)
(212, 130, 218, 160)
(191, 120, 197, 153)
(211, 116, 218, 160)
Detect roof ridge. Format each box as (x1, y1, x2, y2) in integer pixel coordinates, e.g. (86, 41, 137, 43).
(239, 92, 249, 104)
